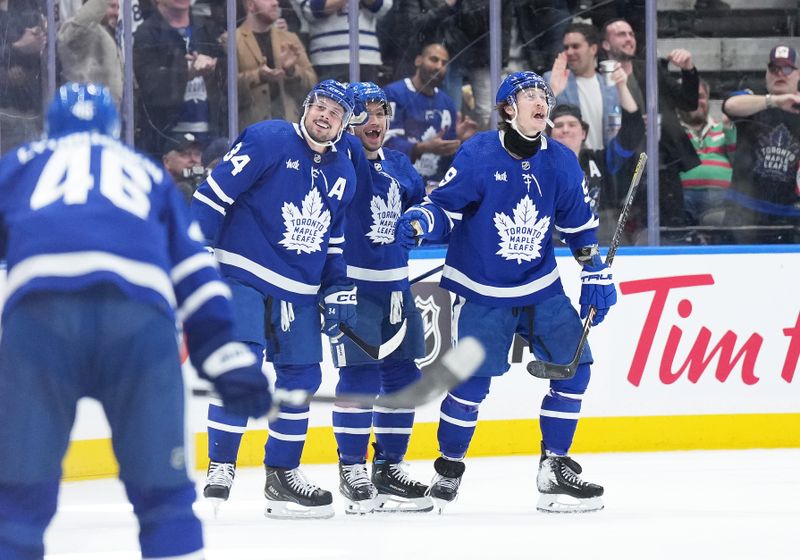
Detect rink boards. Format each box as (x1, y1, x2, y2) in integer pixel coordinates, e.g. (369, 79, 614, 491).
(55, 246, 800, 479)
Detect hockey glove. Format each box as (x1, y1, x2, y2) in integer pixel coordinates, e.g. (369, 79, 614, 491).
(579, 258, 617, 326)
(202, 342, 272, 418)
(394, 207, 432, 249)
(321, 285, 358, 339)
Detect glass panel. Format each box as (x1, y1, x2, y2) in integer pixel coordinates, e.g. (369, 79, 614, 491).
(656, 0, 800, 245)
(0, 0, 48, 155)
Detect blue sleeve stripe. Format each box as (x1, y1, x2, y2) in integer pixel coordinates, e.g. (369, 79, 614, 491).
(5, 251, 175, 307)
(171, 252, 218, 284)
(177, 280, 231, 324)
(207, 175, 234, 205)
(193, 191, 226, 215)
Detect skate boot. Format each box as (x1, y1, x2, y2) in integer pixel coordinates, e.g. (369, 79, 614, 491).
(427, 457, 465, 514)
(339, 462, 378, 515)
(264, 466, 335, 519)
(372, 457, 433, 513)
(536, 442, 604, 513)
(203, 461, 236, 514)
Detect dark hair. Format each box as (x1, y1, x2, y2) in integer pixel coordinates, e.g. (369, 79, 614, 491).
(601, 18, 631, 41)
(565, 23, 600, 47)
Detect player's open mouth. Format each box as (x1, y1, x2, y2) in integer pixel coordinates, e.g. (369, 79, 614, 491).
(364, 129, 382, 138)
(313, 120, 331, 130)
(534, 112, 545, 120)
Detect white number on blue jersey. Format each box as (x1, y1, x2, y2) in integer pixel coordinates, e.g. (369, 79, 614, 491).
(439, 166, 457, 187)
(30, 144, 152, 218)
(223, 141, 251, 176)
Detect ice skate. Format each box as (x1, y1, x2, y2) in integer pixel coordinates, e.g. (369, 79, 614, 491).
(339, 462, 378, 515)
(536, 442, 604, 513)
(203, 461, 236, 516)
(372, 458, 433, 513)
(264, 466, 335, 519)
(427, 457, 465, 514)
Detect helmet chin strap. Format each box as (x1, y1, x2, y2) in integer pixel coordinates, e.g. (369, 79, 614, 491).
(505, 101, 553, 140)
(299, 106, 346, 148)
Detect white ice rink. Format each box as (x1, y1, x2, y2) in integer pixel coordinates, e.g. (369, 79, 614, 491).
(46, 449, 800, 560)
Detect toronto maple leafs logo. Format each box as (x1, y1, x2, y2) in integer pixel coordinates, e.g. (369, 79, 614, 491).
(367, 175, 402, 244)
(493, 195, 551, 263)
(278, 188, 331, 254)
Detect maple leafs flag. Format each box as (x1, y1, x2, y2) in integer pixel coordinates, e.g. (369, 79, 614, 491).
(493, 195, 551, 264)
(279, 188, 331, 254)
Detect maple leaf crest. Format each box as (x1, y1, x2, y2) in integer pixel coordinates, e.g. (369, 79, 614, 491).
(367, 176, 402, 244)
(278, 187, 331, 254)
(493, 195, 551, 264)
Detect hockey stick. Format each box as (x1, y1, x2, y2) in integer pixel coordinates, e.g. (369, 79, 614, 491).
(526, 152, 648, 381)
(192, 336, 485, 409)
(318, 303, 407, 361)
(410, 263, 444, 284)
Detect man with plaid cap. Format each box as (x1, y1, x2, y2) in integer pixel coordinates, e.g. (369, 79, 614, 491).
(721, 44, 800, 244)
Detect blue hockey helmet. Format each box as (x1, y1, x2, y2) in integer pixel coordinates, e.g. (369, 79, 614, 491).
(303, 79, 355, 126)
(45, 82, 120, 139)
(348, 81, 392, 126)
(495, 71, 555, 111)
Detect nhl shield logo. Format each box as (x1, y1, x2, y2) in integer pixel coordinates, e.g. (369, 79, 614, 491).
(314, 153, 322, 163)
(522, 161, 530, 170)
(414, 294, 441, 367)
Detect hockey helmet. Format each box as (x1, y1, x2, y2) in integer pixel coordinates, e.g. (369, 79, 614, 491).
(45, 82, 120, 139)
(495, 71, 555, 111)
(303, 79, 355, 127)
(348, 81, 392, 126)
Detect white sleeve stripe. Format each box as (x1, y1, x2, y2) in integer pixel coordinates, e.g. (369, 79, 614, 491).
(329, 236, 345, 244)
(327, 247, 343, 254)
(171, 252, 218, 284)
(5, 251, 175, 307)
(193, 191, 226, 216)
(177, 281, 231, 323)
(556, 215, 600, 234)
(444, 209, 462, 221)
(207, 175, 234, 205)
(215, 249, 319, 295)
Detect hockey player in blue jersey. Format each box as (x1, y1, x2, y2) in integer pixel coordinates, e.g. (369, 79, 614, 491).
(0, 83, 272, 560)
(194, 79, 360, 519)
(395, 71, 617, 514)
(331, 82, 433, 514)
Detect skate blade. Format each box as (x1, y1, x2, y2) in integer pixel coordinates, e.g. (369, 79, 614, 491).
(430, 496, 455, 515)
(375, 494, 434, 513)
(264, 500, 335, 520)
(343, 496, 378, 515)
(536, 494, 604, 514)
(204, 497, 226, 519)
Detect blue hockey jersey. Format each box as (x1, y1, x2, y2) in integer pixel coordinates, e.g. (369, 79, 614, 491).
(342, 141, 426, 292)
(422, 131, 599, 307)
(0, 131, 237, 359)
(384, 78, 458, 183)
(192, 121, 358, 304)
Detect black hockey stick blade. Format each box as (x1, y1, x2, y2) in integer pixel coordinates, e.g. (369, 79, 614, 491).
(409, 263, 444, 285)
(318, 303, 407, 360)
(192, 337, 485, 409)
(526, 153, 648, 381)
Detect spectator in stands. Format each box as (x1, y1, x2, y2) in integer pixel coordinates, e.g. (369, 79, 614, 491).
(376, 0, 460, 83)
(133, 0, 225, 158)
(384, 42, 477, 186)
(547, 66, 643, 243)
(545, 22, 620, 150)
(57, 0, 123, 106)
(227, 0, 316, 130)
(506, 0, 571, 77)
(0, 1, 46, 154)
(677, 79, 736, 228)
(440, 0, 510, 130)
(162, 132, 204, 203)
(602, 18, 700, 229)
(721, 44, 800, 244)
(297, 0, 392, 84)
